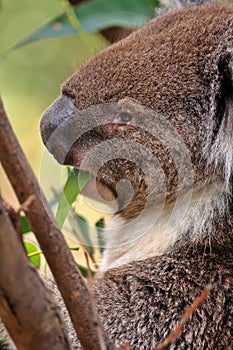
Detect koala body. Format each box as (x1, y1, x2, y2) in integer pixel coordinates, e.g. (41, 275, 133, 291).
(24, 2, 233, 349)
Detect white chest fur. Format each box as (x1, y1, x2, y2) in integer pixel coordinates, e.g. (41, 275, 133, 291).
(100, 180, 228, 272)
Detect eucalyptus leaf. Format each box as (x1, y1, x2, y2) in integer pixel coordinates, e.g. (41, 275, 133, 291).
(96, 217, 105, 254)
(74, 214, 94, 258)
(73, 0, 158, 31)
(56, 169, 90, 228)
(69, 246, 80, 251)
(21, 215, 31, 234)
(10, 0, 159, 49)
(25, 242, 41, 269)
(77, 263, 95, 278)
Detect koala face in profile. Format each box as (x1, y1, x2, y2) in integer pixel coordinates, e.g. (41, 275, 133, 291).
(40, 3, 233, 349)
(41, 2, 233, 259)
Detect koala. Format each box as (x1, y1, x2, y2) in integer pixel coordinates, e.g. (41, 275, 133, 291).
(1, 2, 233, 350)
(39, 2, 233, 349)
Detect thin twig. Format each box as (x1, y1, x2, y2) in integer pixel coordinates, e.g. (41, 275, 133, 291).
(85, 251, 107, 350)
(18, 194, 36, 213)
(154, 284, 213, 350)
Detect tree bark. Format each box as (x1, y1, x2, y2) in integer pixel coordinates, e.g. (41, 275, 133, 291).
(0, 198, 71, 350)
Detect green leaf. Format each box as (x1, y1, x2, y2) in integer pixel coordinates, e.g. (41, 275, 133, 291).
(96, 218, 105, 254)
(77, 263, 95, 278)
(69, 246, 80, 251)
(66, 166, 73, 176)
(56, 169, 90, 228)
(96, 217, 105, 229)
(8, 16, 74, 50)
(24, 242, 41, 269)
(10, 0, 159, 49)
(49, 188, 62, 208)
(73, 0, 158, 31)
(21, 215, 31, 234)
(74, 214, 94, 258)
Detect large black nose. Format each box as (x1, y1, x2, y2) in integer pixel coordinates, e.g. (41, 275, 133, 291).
(40, 95, 76, 145)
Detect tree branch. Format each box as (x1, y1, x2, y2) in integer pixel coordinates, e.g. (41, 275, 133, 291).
(0, 98, 115, 350)
(0, 197, 71, 350)
(1, 198, 25, 251)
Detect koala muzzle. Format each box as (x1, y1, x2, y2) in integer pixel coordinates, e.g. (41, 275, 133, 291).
(40, 95, 77, 163)
(40, 95, 76, 146)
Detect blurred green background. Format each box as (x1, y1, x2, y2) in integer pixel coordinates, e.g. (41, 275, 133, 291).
(0, 0, 107, 204)
(0, 0, 157, 205)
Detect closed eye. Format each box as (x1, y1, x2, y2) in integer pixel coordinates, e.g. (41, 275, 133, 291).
(119, 112, 133, 123)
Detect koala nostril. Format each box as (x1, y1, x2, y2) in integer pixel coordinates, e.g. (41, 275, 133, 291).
(50, 144, 67, 164)
(52, 145, 63, 154)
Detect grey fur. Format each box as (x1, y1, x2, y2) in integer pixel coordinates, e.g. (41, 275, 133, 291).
(40, 3, 233, 348)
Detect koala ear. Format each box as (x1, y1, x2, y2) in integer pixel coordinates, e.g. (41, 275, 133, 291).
(215, 52, 233, 129)
(206, 48, 233, 185)
(202, 15, 233, 133)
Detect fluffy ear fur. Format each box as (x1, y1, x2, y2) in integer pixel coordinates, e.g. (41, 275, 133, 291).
(204, 51, 233, 188)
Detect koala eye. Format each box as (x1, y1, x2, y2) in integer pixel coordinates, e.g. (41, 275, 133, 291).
(119, 112, 133, 123)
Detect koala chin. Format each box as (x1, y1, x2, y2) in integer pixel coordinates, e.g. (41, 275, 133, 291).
(39, 2, 233, 349)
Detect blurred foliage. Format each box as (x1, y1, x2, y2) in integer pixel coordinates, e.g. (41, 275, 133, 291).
(11, 0, 159, 49)
(0, 0, 107, 180)
(55, 169, 90, 228)
(96, 217, 105, 254)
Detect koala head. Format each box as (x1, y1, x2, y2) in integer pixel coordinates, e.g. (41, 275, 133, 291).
(40, 3, 233, 266)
